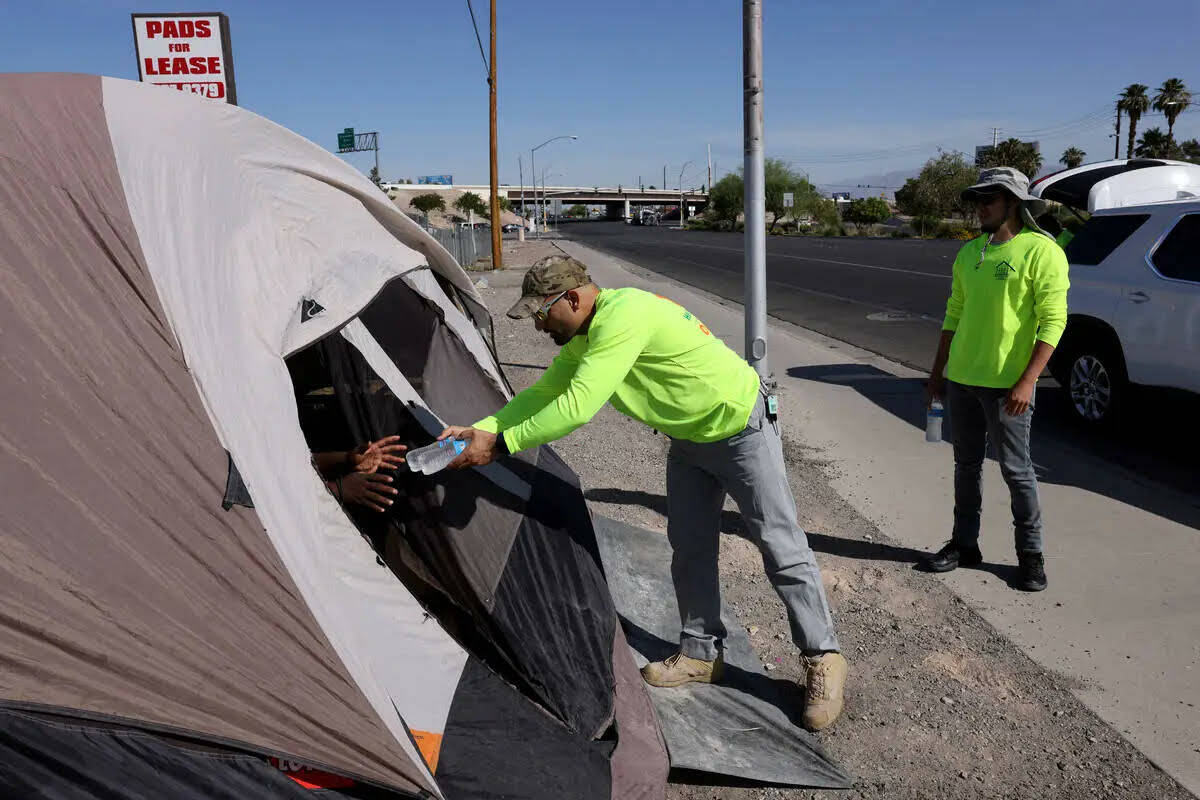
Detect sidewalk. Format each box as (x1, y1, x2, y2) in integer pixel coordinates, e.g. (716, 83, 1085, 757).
(470, 239, 1193, 799)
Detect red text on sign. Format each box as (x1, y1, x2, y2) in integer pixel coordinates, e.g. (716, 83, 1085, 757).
(144, 20, 212, 39)
(144, 56, 221, 76)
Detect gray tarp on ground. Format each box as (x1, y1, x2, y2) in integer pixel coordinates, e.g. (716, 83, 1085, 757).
(593, 515, 853, 789)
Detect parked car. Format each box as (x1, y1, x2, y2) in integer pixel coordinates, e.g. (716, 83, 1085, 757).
(501, 223, 520, 233)
(1030, 158, 1200, 425)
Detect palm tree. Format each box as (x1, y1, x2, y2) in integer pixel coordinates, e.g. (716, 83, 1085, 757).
(1119, 84, 1150, 159)
(1180, 139, 1200, 164)
(1153, 78, 1193, 146)
(1060, 147, 1086, 169)
(1135, 127, 1172, 158)
(983, 138, 1043, 178)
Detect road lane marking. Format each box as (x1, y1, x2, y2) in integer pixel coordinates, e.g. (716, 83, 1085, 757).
(650, 251, 941, 322)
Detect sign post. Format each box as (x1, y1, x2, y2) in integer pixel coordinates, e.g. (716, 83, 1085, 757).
(131, 13, 236, 104)
(783, 191, 794, 208)
(337, 129, 381, 183)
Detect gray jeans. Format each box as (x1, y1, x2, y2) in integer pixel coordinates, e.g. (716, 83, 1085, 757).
(946, 381, 1043, 554)
(666, 394, 840, 660)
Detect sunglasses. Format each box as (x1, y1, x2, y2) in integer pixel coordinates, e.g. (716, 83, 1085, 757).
(971, 190, 1006, 205)
(533, 290, 569, 322)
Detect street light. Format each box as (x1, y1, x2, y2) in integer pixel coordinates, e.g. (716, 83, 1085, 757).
(678, 160, 694, 228)
(539, 168, 564, 231)
(531, 135, 577, 237)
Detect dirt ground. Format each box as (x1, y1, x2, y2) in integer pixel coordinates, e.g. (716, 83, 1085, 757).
(467, 238, 1190, 800)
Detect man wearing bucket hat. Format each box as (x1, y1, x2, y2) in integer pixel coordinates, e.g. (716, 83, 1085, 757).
(922, 167, 1069, 591)
(439, 253, 847, 731)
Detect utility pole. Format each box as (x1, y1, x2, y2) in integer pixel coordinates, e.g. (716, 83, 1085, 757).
(743, 0, 767, 379)
(518, 155, 524, 221)
(992, 127, 1000, 148)
(488, 0, 502, 269)
(1114, 103, 1122, 159)
(663, 165, 666, 193)
(707, 142, 713, 192)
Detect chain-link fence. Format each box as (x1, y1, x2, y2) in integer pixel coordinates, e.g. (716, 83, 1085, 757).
(424, 225, 492, 270)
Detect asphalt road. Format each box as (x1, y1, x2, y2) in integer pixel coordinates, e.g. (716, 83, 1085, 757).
(560, 221, 1200, 503)
(560, 220, 961, 370)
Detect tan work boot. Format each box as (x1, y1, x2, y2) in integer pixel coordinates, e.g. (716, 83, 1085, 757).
(640, 652, 725, 688)
(801, 652, 847, 731)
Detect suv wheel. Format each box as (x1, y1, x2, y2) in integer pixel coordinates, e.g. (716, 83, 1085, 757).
(1058, 343, 1127, 426)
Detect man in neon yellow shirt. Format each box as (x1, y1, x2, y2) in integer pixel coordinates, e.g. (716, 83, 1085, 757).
(440, 255, 846, 731)
(923, 168, 1069, 591)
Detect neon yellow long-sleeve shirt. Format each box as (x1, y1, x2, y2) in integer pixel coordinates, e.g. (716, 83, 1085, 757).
(475, 288, 760, 453)
(942, 227, 1070, 389)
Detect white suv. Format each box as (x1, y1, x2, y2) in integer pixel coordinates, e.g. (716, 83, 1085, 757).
(1031, 159, 1200, 424)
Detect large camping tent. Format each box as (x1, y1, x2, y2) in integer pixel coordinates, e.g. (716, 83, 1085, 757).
(0, 73, 667, 799)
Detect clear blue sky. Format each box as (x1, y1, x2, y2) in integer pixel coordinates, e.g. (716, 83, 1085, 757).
(4, 0, 1198, 190)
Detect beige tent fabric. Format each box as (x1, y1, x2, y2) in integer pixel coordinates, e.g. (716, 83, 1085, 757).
(0, 74, 433, 796)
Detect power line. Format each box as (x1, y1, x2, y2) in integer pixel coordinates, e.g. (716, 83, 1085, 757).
(779, 104, 1122, 167)
(465, 0, 489, 77)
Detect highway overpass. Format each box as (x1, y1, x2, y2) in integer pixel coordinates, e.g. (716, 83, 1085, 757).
(385, 183, 709, 220)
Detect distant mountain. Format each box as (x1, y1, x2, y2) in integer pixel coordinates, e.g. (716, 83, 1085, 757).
(820, 167, 919, 200)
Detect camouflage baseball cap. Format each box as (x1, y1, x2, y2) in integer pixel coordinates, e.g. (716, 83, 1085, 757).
(506, 254, 593, 319)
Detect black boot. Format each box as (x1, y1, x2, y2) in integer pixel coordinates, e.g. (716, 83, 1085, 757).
(1016, 552, 1047, 591)
(921, 541, 982, 573)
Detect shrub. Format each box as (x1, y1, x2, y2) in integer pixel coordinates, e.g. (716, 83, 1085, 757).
(890, 230, 913, 239)
(935, 224, 977, 241)
(410, 192, 446, 214)
(910, 215, 940, 237)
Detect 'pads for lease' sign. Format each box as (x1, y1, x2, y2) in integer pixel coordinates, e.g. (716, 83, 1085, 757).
(132, 13, 237, 104)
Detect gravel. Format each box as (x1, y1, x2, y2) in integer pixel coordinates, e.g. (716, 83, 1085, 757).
(470, 240, 1191, 800)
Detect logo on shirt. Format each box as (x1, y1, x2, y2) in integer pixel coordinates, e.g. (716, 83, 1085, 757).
(993, 260, 1015, 280)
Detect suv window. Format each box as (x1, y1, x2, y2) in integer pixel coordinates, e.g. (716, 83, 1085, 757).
(1149, 213, 1200, 282)
(1065, 214, 1150, 265)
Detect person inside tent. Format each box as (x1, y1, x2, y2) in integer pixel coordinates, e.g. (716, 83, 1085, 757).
(437, 255, 847, 732)
(314, 438, 407, 512)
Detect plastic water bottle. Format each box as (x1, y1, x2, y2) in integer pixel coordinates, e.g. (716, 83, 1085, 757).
(407, 439, 466, 474)
(926, 401, 945, 443)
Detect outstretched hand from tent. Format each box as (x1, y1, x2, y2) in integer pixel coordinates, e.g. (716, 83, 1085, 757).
(340, 472, 398, 512)
(350, 435, 407, 474)
(439, 426, 500, 469)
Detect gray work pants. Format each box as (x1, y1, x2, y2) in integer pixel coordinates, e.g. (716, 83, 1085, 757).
(946, 381, 1043, 554)
(666, 395, 840, 660)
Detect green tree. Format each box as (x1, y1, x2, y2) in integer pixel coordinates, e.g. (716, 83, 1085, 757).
(1135, 127, 1172, 158)
(1119, 84, 1150, 160)
(980, 138, 1043, 178)
(648, 185, 657, 190)
(843, 197, 891, 234)
(453, 192, 488, 219)
(410, 192, 445, 215)
(1179, 138, 1200, 164)
(567, 204, 588, 218)
(763, 158, 806, 232)
(368, 166, 381, 186)
(1153, 78, 1193, 146)
(1060, 146, 1087, 169)
(896, 151, 978, 234)
(490, 195, 513, 215)
(708, 173, 744, 228)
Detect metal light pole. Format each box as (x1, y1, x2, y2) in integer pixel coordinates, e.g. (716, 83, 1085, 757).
(530, 135, 577, 238)
(488, 0, 501, 269)
(743, 0, 768, 379)
(678, 160, 694, 228)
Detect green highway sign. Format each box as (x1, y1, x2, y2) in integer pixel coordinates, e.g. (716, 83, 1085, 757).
(337, 127, 355, 151)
